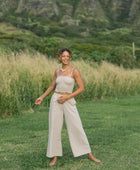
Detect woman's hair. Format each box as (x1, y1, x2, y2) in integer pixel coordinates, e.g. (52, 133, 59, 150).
(57, 48, 72, 63)
(58, 48, 72, 57)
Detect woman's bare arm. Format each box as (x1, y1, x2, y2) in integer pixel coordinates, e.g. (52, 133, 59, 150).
(67, 68, 84, 99)
(35, 69, 58, 104)
(40, 70, 57, 99)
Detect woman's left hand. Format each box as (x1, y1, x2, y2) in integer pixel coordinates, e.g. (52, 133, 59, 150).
(57, 95, 69, 104)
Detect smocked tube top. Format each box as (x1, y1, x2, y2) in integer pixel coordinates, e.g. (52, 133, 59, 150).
(55, 76, 75, 94)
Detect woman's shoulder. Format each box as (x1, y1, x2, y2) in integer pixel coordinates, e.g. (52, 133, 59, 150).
(55, 68, 60, 72)
(54, 68, 60, 76)
(72, 67, 79, 73)
(72, 67, 81, 78)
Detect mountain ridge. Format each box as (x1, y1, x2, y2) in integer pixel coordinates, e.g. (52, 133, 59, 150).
(0, 0, 140, 27)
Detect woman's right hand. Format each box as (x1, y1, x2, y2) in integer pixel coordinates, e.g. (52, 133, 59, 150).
(35, 97, 43, 105)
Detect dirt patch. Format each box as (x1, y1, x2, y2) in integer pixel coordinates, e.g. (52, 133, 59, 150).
(5, 29, 17, 32)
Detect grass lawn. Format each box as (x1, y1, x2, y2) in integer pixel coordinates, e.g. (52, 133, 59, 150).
(0, 96, 140, 170)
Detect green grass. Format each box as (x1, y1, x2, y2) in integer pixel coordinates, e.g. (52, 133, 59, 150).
(0, 22, 35, 36)
(0, 95, 140, 169)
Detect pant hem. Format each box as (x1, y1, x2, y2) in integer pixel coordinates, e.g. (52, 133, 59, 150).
(73, 150, 91, 157)
(46, 154, 63, 158)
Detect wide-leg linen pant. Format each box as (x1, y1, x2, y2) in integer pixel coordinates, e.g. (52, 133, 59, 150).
(46, 93, 91, 158)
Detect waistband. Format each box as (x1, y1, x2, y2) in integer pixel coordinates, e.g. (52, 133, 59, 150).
(54, 91, 71, 95)
(52, 92, 76, 105)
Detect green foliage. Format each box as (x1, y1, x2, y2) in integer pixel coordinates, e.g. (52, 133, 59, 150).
(109, 46, 136, 68)
(0, 34, 27, 53)
(24, 19, 50, 37)
(70, 43, 137, 68)
(0, 34, 21, 40)
(56, 0, 80, 6)
(0, 9, 140, 68)
(28, 37, 64, 57)
(8, 42, 26, 53)
(48, 24, 83, 38)
(81, 19, 110, 30)
(135, 50, 140, 61)
(70, 43, 110, 53)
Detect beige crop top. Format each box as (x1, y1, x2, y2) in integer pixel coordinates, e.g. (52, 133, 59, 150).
(55, 68, 75, 93)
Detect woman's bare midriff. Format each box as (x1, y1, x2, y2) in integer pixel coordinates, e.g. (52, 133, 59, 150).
(55, 92, 71, 95)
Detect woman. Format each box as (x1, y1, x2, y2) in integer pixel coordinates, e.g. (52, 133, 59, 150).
(35, 48, 101, 166)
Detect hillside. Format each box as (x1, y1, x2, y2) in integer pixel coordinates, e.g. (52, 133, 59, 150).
(0, 0, 140, 66)
(0, 0, 140, 39)
(0, 0, 140, 27)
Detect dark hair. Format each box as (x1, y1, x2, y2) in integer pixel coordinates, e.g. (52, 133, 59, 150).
(58, 48, 72, 58)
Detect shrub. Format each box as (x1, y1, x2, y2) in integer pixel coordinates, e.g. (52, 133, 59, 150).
(28, 37, 64, 57)
(109, 46, 136, 68)
(135, 50, 140, 61)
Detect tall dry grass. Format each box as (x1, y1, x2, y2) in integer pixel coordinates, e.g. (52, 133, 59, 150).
(0, 50, 140, 117)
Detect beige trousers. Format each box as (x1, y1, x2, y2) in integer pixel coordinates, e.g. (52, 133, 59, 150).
(46, 93, 91, 158)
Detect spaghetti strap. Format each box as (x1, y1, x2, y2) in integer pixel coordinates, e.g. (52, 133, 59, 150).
(57, 69, 60, 77)
(70, 67, 75, 77)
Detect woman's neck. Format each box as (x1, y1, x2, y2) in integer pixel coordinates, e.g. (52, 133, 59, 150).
(62, 64, 70, 69)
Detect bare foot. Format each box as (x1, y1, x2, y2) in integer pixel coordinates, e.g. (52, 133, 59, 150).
(49, 156, 57, 166)
(88, 153, 101, 163)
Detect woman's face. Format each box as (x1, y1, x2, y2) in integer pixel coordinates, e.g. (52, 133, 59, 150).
(60, 51, 71, 65)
